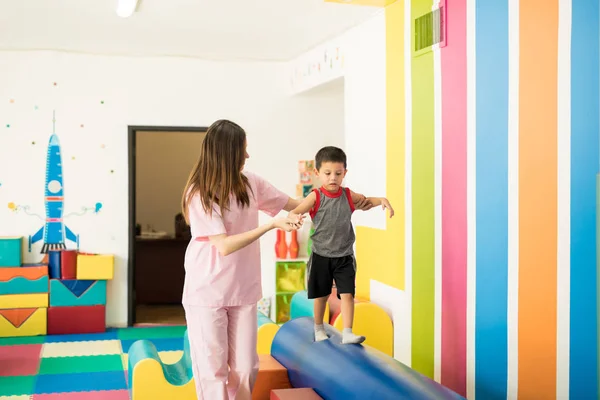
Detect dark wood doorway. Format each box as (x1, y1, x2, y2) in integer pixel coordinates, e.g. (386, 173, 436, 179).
(127, 125, 207, 327)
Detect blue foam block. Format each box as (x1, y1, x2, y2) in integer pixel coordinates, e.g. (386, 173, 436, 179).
(48, 250, 61, 279)
(35, 370, 127, 394)
(49, 279, 106, 307)
(290, 290, 316, 319)
(0, 237, 21, 267)
(45, 328, 119, 343)
(271, 317, 465, 400)
(0, 275, 49, 295)
(121, 337, 184, 353)
(258, 311, 275, 327)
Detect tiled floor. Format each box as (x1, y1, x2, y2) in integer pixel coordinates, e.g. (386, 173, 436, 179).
(0, 325, 187, 399)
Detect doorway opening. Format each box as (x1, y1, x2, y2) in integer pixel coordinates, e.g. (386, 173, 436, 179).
(128, 125, 207, 327)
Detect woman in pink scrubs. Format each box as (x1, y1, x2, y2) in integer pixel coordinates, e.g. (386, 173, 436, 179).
(180, 119, 300, 400)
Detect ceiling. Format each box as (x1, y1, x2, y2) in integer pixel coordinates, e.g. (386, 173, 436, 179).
(0, 0, 381, 61)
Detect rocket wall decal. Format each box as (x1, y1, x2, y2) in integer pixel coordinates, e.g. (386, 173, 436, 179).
(29, 112, 79, 253)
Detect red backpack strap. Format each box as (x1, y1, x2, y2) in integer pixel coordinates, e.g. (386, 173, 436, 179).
(309, 188, 321, 219)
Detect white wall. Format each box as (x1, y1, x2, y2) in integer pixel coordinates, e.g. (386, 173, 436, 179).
(0, 50, 345, 327)
(257, 76, 346, 301)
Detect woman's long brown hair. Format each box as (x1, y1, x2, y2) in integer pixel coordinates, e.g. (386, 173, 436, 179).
(181, 119, 252, 223)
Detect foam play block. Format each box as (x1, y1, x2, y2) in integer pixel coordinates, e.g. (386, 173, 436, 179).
(50, 279, 106, 307)
(76, 253, 114, 280)
(0, 307, 47, 337)
(48, 250, 62, 279)
(47, 305, 105, 335)
(257, 311, 280, 355)
(0, 274, 48, 296)
(128, 330, 196, 400)
(271, 318, 464, 400)
(252, 354, 292, 400)
(0, 293, 48, 309)
(327, 286, 366, 325)
(290, 290, 329, 322)
(0, 266, 49, 296)
(60, 250, 78, 279)
(270, 388, 323, 400)
(331, 301, 393, 357)
(0, 237, 22, 267)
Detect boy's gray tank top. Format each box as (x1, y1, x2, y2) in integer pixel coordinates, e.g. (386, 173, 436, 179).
(309, 187, 355, 258)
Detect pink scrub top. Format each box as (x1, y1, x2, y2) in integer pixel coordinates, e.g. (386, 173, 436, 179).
(182, 170, 289, 307)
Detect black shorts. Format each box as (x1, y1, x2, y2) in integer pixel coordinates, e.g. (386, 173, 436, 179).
(307, 252, 356, 299)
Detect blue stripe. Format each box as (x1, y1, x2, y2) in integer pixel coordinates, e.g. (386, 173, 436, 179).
(474, 1, 509, 399)
(569, 1, 599, 398)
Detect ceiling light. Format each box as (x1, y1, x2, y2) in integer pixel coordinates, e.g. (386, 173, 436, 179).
(116, 0, 139, 18)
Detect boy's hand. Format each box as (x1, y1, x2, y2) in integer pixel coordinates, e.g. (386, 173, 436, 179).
(353, 194, 374, 211)
(381, 198, 394, 218)
(287, 211, 305, 228)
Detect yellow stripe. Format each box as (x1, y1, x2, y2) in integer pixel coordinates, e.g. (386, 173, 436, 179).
(355, 0, 405, 298)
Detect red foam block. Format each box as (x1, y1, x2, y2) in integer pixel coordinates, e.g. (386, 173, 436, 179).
(270, 388, 323, 400)
(60, 250, 77, 279)
(47, 305, 106, 335)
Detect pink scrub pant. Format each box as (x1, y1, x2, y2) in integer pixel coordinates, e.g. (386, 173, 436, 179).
(184, 303, 259, 400)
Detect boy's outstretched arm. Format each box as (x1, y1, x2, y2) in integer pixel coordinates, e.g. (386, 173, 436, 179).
(366, 196, 395, 218)
(289, 191, 317, 217)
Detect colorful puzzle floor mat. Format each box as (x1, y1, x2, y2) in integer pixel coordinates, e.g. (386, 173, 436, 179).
(0, 325, 187, 399)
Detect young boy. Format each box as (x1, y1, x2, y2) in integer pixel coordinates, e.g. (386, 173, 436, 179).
(289, 146, 394, 344)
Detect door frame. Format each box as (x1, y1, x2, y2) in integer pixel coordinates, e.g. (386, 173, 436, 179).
(127, 125, 208, 327)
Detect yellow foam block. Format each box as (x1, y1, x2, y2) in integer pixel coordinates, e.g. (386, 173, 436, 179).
(77, 253, 114, 280)
(257, 323, 280, 355)
(131, 358, 196, 400)
(0, 307, 47, 337)
(0, 293, 48, 309)
(332, 301, 393, 356)
(324, 0, 398, 6)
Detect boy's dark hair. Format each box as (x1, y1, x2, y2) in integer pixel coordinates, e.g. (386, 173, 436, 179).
(315, 146, 347, 170)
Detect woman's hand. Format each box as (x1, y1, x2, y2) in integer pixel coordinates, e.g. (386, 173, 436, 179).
(273, 214, 304, 231)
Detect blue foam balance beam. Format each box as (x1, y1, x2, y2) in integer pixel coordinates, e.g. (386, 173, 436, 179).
(271, 317, 465, 400)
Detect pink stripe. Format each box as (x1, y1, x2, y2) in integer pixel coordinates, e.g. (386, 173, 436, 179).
(440, 0, 467, 396)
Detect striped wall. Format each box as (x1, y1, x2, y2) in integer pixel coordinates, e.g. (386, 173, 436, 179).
(312, 0, 599, 398)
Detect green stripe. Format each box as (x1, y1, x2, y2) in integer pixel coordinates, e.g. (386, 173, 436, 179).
(117, 325, 186, 340)
(411, 0, 436, 378)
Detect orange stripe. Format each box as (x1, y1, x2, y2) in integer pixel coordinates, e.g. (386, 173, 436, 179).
(518, 0, 558, 398)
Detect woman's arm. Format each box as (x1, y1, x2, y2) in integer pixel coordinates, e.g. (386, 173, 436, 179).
(209, 217, 301, 256)
(283, 197, 304, 212)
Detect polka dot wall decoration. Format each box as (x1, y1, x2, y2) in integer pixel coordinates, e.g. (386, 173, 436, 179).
(31, 141, 35, 145)
(6, 124, 10, 128)
(9, 99, 14, 104)
(80, 124, 84, 128)
(34, 105, 39, 110)
(100, 144, 106, 149)
(53, 82, 57, 86)
(100, 100, 105, 104)
(110, 169, 114, 174)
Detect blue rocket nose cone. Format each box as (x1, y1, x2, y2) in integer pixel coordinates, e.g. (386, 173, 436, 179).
(49, 134, 60, 146)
